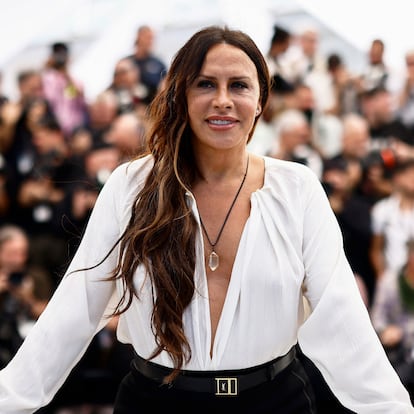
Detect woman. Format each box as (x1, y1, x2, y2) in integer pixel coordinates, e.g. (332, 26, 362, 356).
(0, 26, 412, 413)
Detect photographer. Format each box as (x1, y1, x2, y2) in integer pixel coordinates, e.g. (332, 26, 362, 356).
(41, 42, 88, 138)
(370, 159, 414, 279)
(359, 86, 413, 148)
(0, 225, 27, 369)
(358, 146, 396, 205)
(14, 116, 80, 287)
(0, 225, 51, 369)
(321, 157, 372, 307)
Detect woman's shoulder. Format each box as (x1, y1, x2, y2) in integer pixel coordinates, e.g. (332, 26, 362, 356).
(110, 154, 154, 183)
(263, 156, 319, 185)
(102, 155, 154, 217)
(103, 155, 154, 202)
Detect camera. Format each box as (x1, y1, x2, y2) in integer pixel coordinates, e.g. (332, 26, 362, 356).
(31, 149, 62, 179)
(9, 271, 24, 287)
(361, 148, 396, 171)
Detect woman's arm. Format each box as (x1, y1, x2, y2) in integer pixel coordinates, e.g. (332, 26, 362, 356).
(297, 168, 413, 413)
(0, 163, 130, 413)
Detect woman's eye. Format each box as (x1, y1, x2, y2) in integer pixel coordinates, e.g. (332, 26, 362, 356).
(231, 81, 248, 90)
(197, 80, 214, 88)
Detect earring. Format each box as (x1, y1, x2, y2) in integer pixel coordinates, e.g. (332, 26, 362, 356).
(256, 108, 261, 116)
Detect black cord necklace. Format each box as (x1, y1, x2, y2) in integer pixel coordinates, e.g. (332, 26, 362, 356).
(199, 155, 250, 271)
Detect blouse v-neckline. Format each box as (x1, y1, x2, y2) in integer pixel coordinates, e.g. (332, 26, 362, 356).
(184, 157, 270, 366)
(186, 172, 268, 367)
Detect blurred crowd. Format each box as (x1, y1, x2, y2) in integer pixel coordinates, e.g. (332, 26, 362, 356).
(1, 21, 414, 412)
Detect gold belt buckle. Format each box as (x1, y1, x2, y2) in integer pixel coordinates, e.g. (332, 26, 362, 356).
(215, 377, 238, 395)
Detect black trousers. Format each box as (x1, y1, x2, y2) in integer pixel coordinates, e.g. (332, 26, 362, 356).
(113, 356, 316, 413)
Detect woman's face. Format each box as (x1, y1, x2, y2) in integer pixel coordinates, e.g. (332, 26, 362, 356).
(186, 43, 261, 153)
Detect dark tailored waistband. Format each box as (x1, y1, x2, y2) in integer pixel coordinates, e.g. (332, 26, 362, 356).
(132, 346, 296, 395)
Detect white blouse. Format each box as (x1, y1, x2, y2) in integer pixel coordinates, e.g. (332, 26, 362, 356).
(0, 155, 412, 413)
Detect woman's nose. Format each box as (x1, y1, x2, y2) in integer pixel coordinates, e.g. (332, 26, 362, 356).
(213, 86, 232, 109)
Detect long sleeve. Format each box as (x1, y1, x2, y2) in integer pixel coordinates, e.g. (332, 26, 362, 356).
(0, 163, 129, 413)
(297, 169, 413, 413)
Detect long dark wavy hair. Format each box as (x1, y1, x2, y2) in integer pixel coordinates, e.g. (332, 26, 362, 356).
(108, 25, 270, 381)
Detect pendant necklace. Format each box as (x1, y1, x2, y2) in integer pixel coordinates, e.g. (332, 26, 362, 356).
(199, 155, 249, 272)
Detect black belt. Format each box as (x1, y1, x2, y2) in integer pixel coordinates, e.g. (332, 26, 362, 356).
(132, 347, 296, 396)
